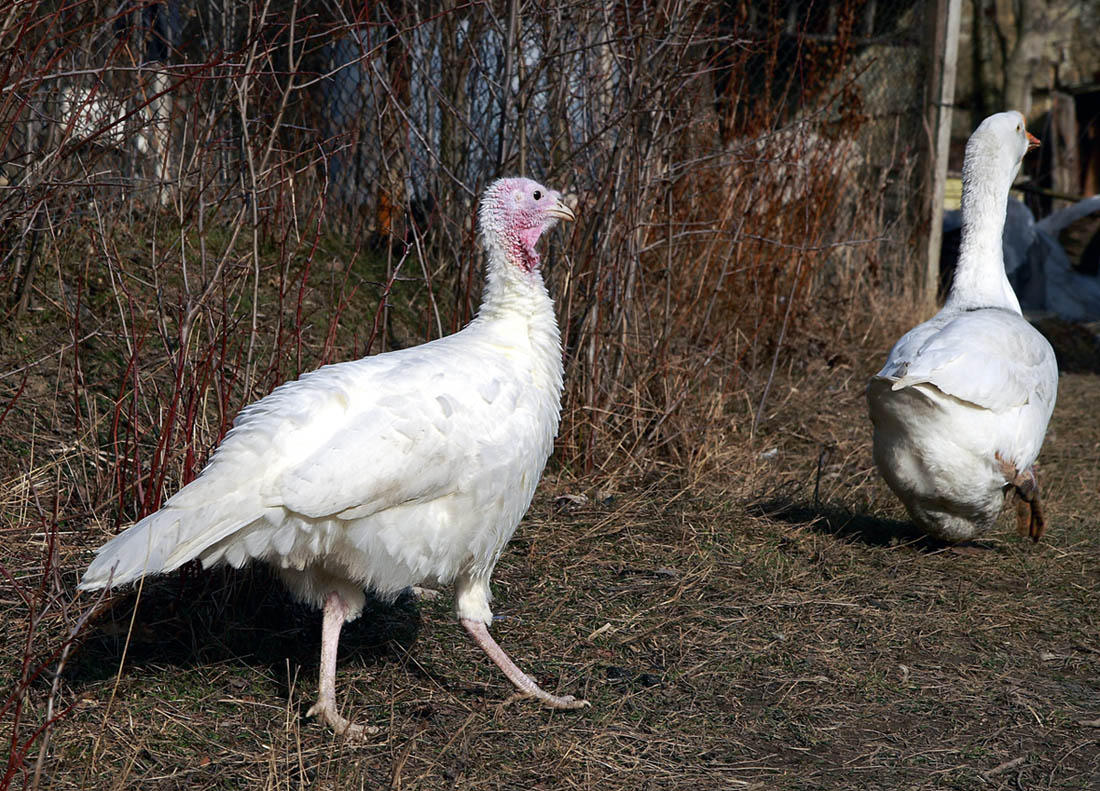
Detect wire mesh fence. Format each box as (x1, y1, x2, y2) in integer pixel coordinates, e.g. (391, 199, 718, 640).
(1, 0, 935, 483)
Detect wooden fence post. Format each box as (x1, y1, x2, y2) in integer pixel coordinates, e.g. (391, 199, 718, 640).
(925, 0, 962, 305)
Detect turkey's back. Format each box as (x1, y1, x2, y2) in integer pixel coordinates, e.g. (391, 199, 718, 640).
(80, 305, 564, 616)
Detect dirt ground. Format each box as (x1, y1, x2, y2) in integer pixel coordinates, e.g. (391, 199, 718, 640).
(4, 319, 1100, 791)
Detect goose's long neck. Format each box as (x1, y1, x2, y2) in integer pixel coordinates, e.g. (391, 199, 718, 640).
(945, 149, 1022, 314)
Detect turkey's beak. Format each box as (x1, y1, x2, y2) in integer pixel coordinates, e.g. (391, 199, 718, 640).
(547, 198, 576, 223)
(1026, 131, 1040, 152)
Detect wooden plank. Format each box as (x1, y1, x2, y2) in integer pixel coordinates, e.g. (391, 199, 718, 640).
(1050, 91, 1080, 210)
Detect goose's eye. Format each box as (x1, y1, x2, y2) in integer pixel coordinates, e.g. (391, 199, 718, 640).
(533, 190, 542, 200)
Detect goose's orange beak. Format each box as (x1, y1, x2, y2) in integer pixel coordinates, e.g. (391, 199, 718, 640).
(1026, 131, 1040, 152)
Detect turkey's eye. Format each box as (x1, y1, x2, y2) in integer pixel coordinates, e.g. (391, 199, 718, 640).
(533, 190, 542, 200)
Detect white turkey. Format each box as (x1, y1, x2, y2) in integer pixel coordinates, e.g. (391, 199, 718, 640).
(868, 112, 1058, 542)
(79, 177, 585, 736)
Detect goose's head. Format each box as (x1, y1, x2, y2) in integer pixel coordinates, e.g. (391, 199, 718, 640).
(479, 177, 575, 272)
(964, 111, 1040, 186)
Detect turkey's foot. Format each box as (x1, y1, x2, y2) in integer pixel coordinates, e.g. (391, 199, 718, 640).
(309, 591, 379, 739)
(461, 618, 590, 710)
(307, 698, 380, 740)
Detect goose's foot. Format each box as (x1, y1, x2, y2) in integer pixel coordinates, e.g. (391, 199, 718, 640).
(1012, 467, 1045, 542)
(997, 456, 1046, 542)
(460, 618, 590, 710)
(308, 591, 379, 739)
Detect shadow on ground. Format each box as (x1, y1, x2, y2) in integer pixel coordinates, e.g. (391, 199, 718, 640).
(748, 484, 965, 553)
(66, 565, 423, 703)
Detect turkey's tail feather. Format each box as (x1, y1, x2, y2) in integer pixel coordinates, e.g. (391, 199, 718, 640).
(78, 498, 260, 591)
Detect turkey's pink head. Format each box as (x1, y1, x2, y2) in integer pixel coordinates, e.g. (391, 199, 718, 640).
(480, 177, 575, 272)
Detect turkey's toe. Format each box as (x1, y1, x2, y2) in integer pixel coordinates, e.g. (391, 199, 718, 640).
(502, 690, 591, 710)
(307, 700, 380, 739)
(549, 694, 592, 710)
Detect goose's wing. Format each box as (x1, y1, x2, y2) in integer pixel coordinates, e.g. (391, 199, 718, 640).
(876, 309, 1057, 414)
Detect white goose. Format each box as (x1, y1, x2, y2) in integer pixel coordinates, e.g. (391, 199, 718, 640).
(868, 112, 1058, 542)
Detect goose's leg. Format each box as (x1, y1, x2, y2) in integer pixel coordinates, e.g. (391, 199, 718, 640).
(460, 618, 589, 710)
(307, 592, 379, 737)
(1025, 489, 1046, 542)
(998, 457, 1047, 545)
(1012, 466, 1046, 542)
(997, 455, 1047, 543)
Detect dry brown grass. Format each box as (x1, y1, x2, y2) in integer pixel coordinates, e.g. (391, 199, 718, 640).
(1, 6, 1094, 788)
(4, 297, 1099, 790)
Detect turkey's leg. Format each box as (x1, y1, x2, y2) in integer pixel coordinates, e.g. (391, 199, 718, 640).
(460, 618, 589, 709)
(307, 592, 379, 737)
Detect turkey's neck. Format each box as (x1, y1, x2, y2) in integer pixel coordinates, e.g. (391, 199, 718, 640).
(945, 153, 1022, 314)
(479, 248, 556, 322)
(476, 248, 562, 387)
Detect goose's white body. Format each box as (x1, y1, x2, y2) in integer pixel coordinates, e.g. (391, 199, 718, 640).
(79, 178, 585, 734)
(869, 112, 1058, 541)
(868, 307, 1056, 538)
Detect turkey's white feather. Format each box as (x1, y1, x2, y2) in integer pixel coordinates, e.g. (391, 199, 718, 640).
(80, 180, 566, 630)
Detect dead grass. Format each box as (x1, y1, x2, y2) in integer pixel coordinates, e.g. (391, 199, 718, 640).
(4, 4, 1081, 787)
(3, 300, 1099, 790)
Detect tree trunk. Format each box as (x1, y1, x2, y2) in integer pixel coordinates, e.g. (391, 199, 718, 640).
(1001, 0, 1047, 118)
